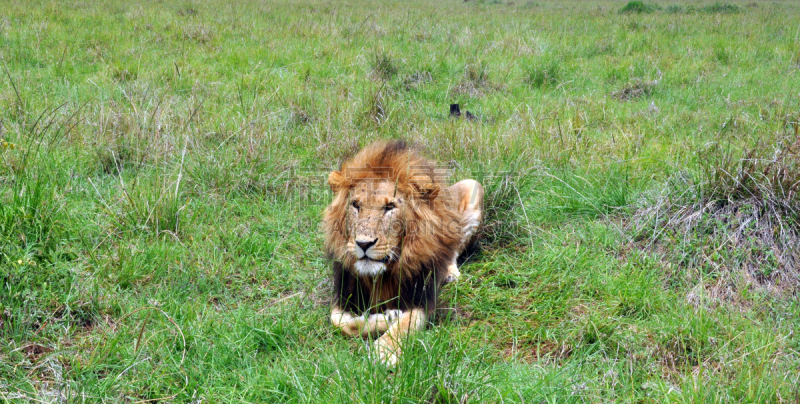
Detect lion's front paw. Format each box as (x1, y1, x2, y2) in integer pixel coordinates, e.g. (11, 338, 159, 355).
(374, 337, 399, 367)
(443, 262, 461, 285)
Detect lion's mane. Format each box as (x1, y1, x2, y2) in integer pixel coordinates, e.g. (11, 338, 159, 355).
(323, 141, 463, 313)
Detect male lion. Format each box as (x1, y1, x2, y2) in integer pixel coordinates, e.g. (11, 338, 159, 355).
(323, 140, 483, 366)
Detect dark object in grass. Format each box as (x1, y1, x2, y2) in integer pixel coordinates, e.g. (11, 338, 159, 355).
(619, 1, 660, 14)
(450, 104, 478, 121)
(450, 103, 461, 117)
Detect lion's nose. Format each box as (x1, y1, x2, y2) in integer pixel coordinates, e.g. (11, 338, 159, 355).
(356, 238, 377, 253)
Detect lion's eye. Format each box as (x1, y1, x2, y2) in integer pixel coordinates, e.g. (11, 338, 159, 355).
(384, 203, 395, 212)
(351, 201, 360, 210)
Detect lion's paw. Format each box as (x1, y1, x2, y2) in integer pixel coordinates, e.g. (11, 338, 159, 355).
(383, 310, 403, 323)
(374, 338, 399, 367)
(443, 262, 461, 285)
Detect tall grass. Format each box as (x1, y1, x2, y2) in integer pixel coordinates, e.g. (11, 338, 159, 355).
(2, 0, 800, 401)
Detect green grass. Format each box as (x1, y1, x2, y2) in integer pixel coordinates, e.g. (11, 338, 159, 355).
(619, 1, 661, 14)
(2, 0, 800, 402)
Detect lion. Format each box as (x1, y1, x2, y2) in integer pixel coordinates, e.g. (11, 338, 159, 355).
(323, 140, 484, 366)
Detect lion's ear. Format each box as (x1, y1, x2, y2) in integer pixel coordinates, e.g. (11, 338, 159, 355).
(329, 170, 345, 193)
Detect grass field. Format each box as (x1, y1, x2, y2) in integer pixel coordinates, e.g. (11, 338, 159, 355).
(2, 0, 800, 401)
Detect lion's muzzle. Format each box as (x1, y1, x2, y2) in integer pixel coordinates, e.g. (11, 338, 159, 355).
(354, 237, 377, 258)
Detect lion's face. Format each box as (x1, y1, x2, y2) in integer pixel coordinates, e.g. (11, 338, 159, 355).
(324, 141, 464, 281)
(345, 179, 406, 276)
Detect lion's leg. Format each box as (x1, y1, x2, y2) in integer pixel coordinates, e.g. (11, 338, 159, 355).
(453, 179, 484, 248)
(374, 308, 426, 366)
(331, 306, 401, 338)
(444, 179, 484, 284)
(444, 261, 461, 285)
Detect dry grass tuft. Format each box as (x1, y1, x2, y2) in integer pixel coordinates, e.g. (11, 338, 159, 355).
(361, 86, 390, 125)
(181, 23, 214, 44)
(478, 168, 534, 247)
(289, 102, 313, 126)
(403, 71, 433, 90)
(176, 4, 198, 17)
(632, 135, 800, 298)
(504, 339, 573, 364)
(451, 64, 503, 98)
(612, 79, 658, 101)
(370, 53, 399, 81)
